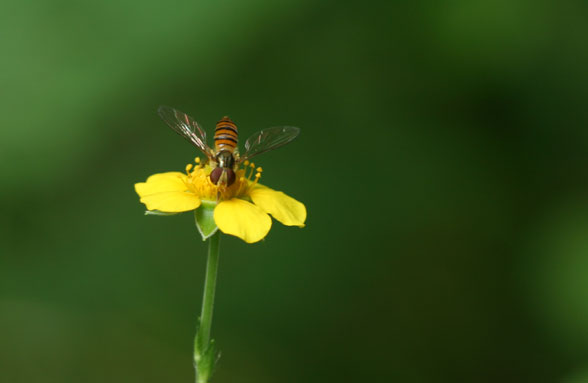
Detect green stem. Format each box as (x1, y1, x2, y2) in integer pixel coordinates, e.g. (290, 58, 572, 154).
(200, 231, 220, 346)
(194, 231, 221, 383)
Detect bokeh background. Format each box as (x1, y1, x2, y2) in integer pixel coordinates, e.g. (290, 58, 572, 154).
(2, 0, 588, 382)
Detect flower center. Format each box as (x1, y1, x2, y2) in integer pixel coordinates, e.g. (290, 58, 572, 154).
(185, 157, 262, 202)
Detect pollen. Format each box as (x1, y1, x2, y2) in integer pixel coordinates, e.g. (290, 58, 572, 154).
(184, 164, 217, 201)
(182, 158, 267, 203)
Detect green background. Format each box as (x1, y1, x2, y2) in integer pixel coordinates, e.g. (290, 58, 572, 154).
(2, 1, 588, 382)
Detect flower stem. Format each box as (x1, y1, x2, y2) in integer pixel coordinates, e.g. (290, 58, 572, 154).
(200, 231, 220, 346)
(194, 231, 221, 383)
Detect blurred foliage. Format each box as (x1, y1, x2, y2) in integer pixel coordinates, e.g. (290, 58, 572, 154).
(1, 0, 588, 382)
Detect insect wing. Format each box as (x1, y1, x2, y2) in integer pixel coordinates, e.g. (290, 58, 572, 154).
(240, 126, 300, 162)
(157, 105, 213, 157)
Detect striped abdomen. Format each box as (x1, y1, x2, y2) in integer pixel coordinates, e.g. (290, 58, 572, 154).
(214, 116, 238, 153)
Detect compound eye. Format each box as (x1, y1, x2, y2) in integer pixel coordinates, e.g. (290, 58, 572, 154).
(225, 169, 236, 186)
(210, 167, 223, 184)
(209, 167, 236, 186)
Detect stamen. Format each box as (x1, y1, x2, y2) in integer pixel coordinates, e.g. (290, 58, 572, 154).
(185, 163, 193, 173)
(249, 162, 255, 169)
(195, 157, 201, 164)
(244, 160, 249, 166)
(256, 167, 263, 173)
(248, 171, 262, 189)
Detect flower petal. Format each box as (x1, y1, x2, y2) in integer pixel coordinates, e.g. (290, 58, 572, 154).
(135, 172, 189, 197)
(140, 191, 201, 212)
(214, 198, 271, 243)
(249, 186, 306, 227)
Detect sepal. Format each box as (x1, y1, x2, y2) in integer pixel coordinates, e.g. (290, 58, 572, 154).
(194, 200, 218, 241)
(144, 210, 179, 216)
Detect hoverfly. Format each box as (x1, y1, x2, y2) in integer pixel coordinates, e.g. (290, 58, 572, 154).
(157, 106, 300, 186)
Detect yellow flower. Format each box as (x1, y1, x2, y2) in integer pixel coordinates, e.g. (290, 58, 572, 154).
(134, 158, 306, 243)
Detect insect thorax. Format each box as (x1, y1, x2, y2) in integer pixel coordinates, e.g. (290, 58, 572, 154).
(215, 150, 235, 169)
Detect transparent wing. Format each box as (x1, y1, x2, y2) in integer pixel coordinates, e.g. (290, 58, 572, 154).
(157, 105, 213, 157)
(240, 126, 300, 162)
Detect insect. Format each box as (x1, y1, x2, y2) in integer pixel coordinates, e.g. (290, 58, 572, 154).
(157, 106, 300, 186)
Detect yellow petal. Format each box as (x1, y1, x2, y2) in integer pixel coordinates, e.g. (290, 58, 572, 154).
(214, 198, 271, 243)
(140, 191, 201, 212)
(249, 186, 306, 227)
(135, 172, 188, 197)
